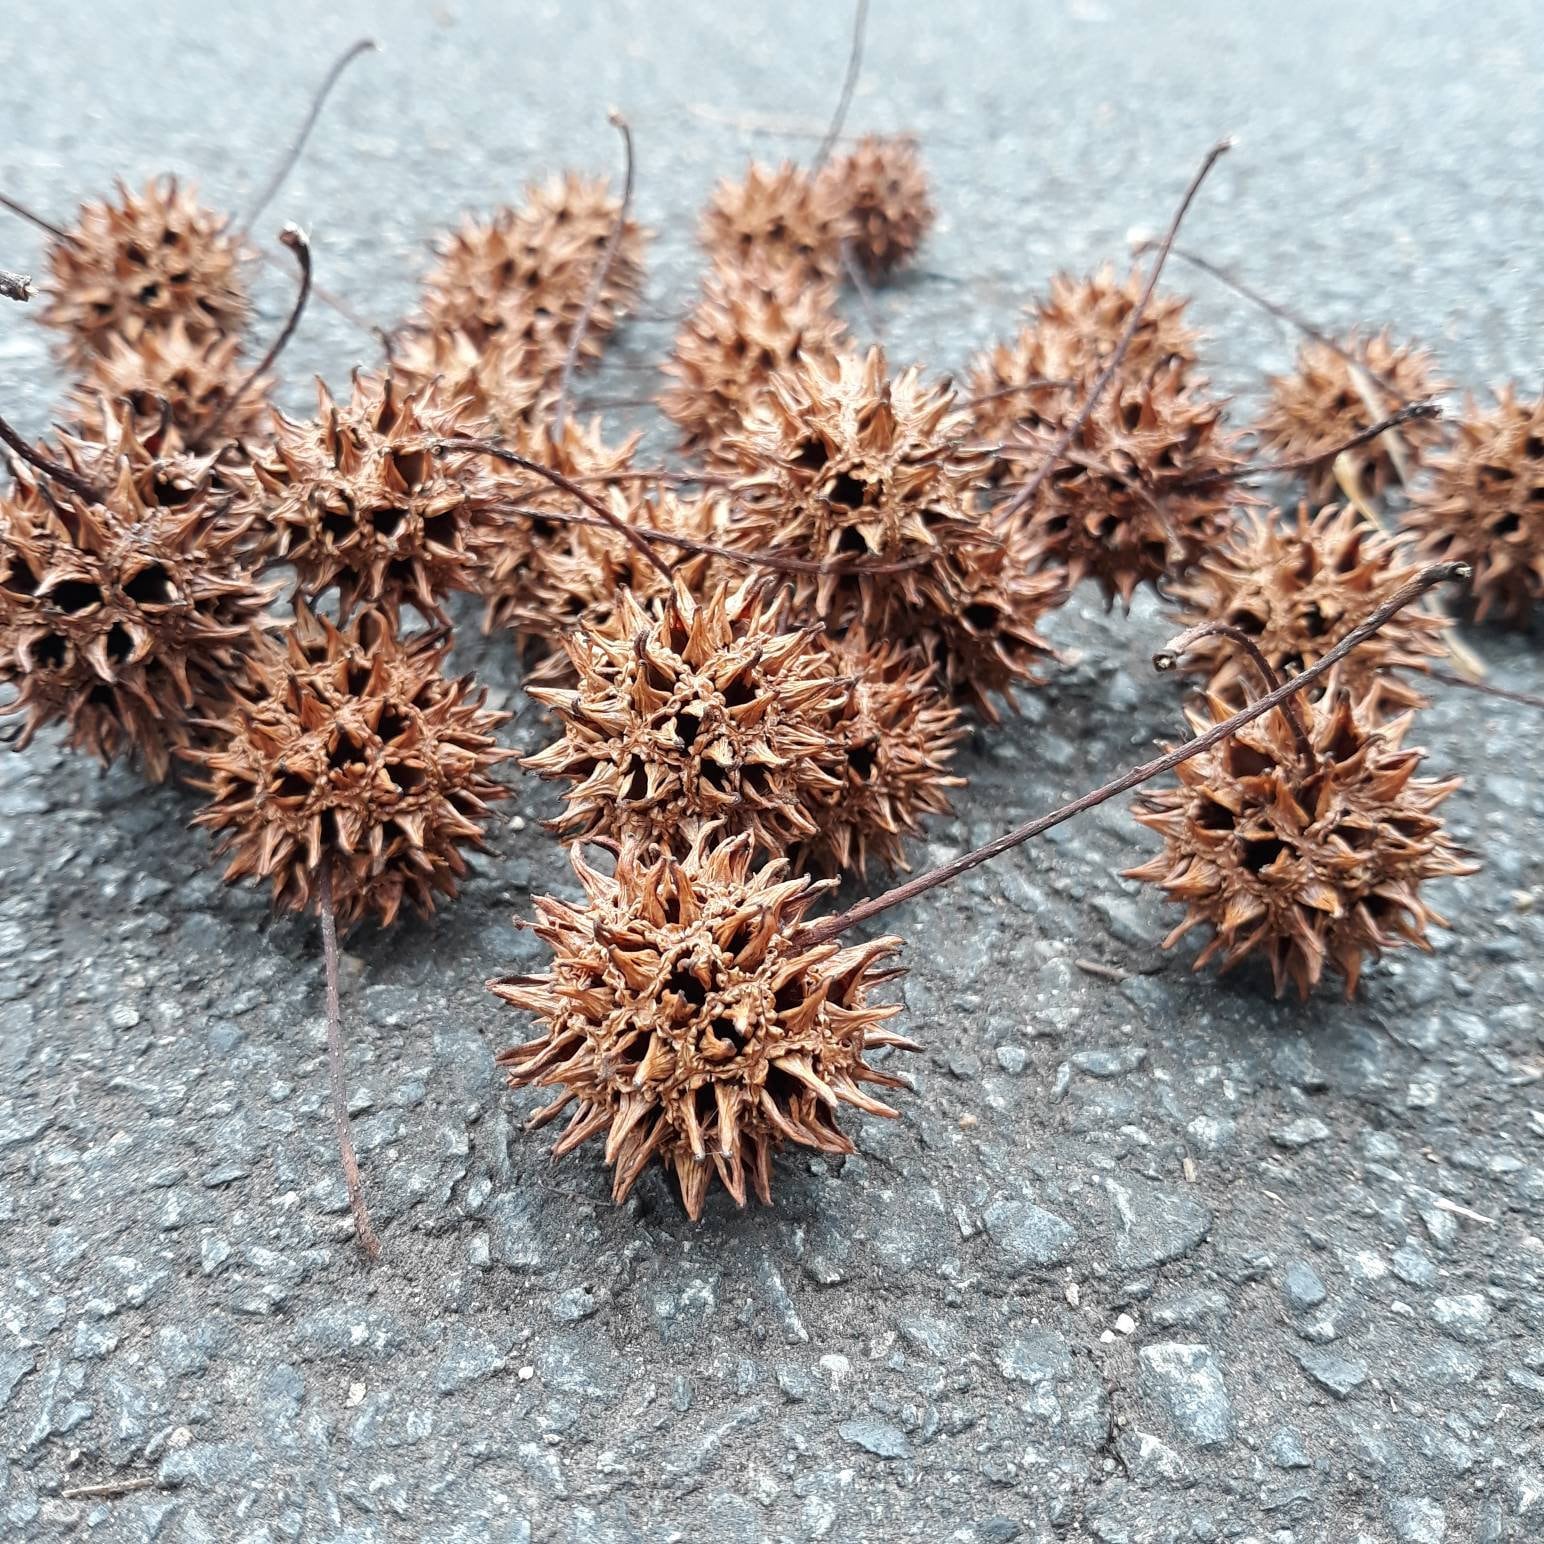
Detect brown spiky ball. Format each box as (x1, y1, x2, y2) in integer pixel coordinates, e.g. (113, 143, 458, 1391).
(1166, 503, 1451, 712)
(249, 374, 499, 623)
(815, 134, 935, 282)
(795, 630, 965, 876)
(390, 326, 554, 437)
(1126, 689, 1474, 998)
(698, 161, 847, 285)
(41, 178, 250, 370)
(1003, 363, 1247, 607)
(523, 578, 850, 859)
(659, 263, 848, 456)
(187, 607, 511, 929)
(0, 458, 275, 781)
(492, 828, 914, 1220)
(1402, 386, 1544, 626)
(1037, 265, 1203, 382)
(1254, 330, 1449, 502)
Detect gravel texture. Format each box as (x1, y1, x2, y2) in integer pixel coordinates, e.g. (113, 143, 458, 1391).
(3, 2, 1543, 1541)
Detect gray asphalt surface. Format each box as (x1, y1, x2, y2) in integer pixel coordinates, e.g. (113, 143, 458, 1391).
(2, 2, 1543, 1541)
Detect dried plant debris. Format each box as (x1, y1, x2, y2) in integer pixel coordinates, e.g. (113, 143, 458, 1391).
(1126, 689, 1474, 998)
(0, 457, 275, 781)
(524, 578, 850, 860)
(1033, 264, 1203, 383)
(660, 262, 848, 457)
(492, 827, 914, 1220)
(41, 177, 251, 370)
(698, 161, 848, 286)
(1255, 330, 1449, 502)
(815, 134, 935, 282)
(187, 607, 511, 929)
(249, 374, 501, 622)
(1402, 386, 1544, 626)
(1167, 503, 1451, 712)
(390, 326, 555, 437)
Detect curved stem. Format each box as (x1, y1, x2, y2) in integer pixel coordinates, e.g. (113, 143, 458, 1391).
(319, 864, 382, 1263)
(241, 38, 378, 234)
(1154, 619, 1314, 767)
(1200, 401, 1441, 487)
(1000, 138, 1233, 525)
(1418, 666, 1544, 712)
(0, 410, 101, 502)
(796, 560, 1470, 945)
(814, 0, 869, 168)
(552, 111, 634, 438)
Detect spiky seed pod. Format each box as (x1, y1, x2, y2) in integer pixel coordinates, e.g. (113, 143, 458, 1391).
(659, 263, 848, 456)
(524, 578, 851, 860)
(698, 162, 848, 286)
(794, 630, 965, 877)
(0, 459, 276, 781)
(1006, 363, 1248, 607)
(249, 374, 499, 623)
(1035, 265, 1203, 384)
(41, 178, 250, 370)
(1402, 387, 1544, 626)
(1125, 689, 1475, 999)
(389, 327, 554, 437)
(1255, 331, 1449, 502)
(815, 134, 934, 282)
(966, 325, 1081, 493)
(186, 607, 512, 929)
(1166, 503, 1451, 713)
(66, 317, 272, 455)
(492, 828, 915, 1219)
(418, 174, 647, 359)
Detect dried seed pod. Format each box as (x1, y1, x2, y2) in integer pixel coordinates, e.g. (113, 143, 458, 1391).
(1125, 689, 1474, 999)
(814, 134, 934, 282)
(1166, 503, 1451, 712)
(418, 173, 647, 361)
(390, 326, 555, 437)
(966, 324, 1080, 493)
(659, 262, 848, 456)
(524, 578, 851, 859)
(1034, 264, 1203, 384)
(40, 178, 250, 370)
(1401, 386, 1544, 626)
(1255, 330, 1448, 502)
(66, 317, 272, 454)
(187, 606, 511, 929)
(698, 161, 847, 286)
(249, 374, 500, 622)
(794, 629, 965, 876)
(1006, 363, 1248, 607)
(0, 457, 276, 781)
(492, 827, 914, 1219)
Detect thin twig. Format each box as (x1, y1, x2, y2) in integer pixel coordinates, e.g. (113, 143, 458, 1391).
(1154, 620, 1315, 766)
(1416, 666, 1544, 712)
(0, 411, 101, 502)
(1000, 139, 1233, 524)
(0, 191, 79, 246)
(1203, 402, 1441, 486)
(241, 38, 379, 234)
(255, 244, 379, 339)
(797, 561, 1470, 944)
(552, 112, 635, 438)
(199, 225, 312, 444)
(1, 269, 32, 302)
(960, 378, 1074, 410)
(59, 1477, 157, 1502)
(842, 239, 883, 337)
(319, 865, 382, 1262)
(814, 0, 869, 168)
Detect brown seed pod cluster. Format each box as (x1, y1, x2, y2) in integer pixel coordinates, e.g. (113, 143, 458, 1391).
(815, 134, 935, 282)
(1126, 690, 1474, 998)
(0, 456, 275, 781)
(39, 178, 252, 371)
(186, 607, 512, 929)
(699, 161, 849, 285)
(1402, 387, 1544, 626)
(1254, 330, 1449, 502)
(492, 829, 915, 1220)
(1166, 503, 1451, 712)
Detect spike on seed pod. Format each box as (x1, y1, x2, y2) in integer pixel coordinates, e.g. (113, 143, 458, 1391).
(0, 455, 277, 781)
(1401, 386, 1544, 626)
(1254, 330, 1449, 502)
(39, 177, 251, 371)
(1035, 264, 1203, 383)
(184, 605, 513, 930)
(1124, 687, 1475, 999)
(492, 826, 915, 1220)
(698, 161, 849, 286)
(814, 134, 935, 283)
(523, 576, 851, 860)
(1166, 503, 1452, 713)
(390, 326, 556, 438)
(248, 373, 501, 623)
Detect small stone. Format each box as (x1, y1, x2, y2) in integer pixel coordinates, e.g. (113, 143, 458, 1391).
(1296, 1348, 1367, 1399)
(838, 1418, 909, 1459)
(1185, 1116, 1236, 1154)
(1386, 1497, 1446, 1543)
(1430, 1293, 1492, 1343)
(1138, 1343, 1233, 1448)
(1115, 1429, 1191, 1485)
(1070, 1047, 1148, 1078)
(995, 1046, 1028, 1075)
(1271, 1117, 1331, 1149)
(1281, 1261, 1327, 1312)
(435, 1330, 506, 1395)
(1106, 1176, 1212, 1270)
(1391, 1244, 1437, 1289)
(1267, 1427, 1311, 1469)
(982, 1199, 1077, 1270)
